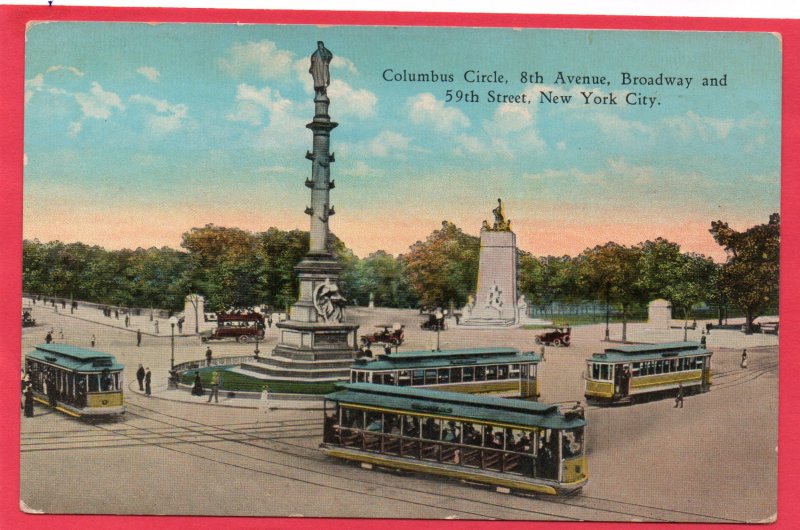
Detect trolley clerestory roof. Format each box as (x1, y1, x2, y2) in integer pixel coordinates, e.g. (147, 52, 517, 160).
(326, 383, 585, 429)
(26, 344, 124, 372)
(587, 341, 712, 363)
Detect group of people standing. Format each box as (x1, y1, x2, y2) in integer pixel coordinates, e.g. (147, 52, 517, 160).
(136, 364, 152, 396)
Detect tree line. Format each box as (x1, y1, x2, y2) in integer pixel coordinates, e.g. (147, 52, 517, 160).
(22, 214, 779, 332)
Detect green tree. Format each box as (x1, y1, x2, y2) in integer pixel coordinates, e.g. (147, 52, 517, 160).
(404, 221, 480, 307)
(346, 250, 418, 308)
(638, 239, 717, 338)
(709, 214, 780, 333)
(577, 242, 646, 341)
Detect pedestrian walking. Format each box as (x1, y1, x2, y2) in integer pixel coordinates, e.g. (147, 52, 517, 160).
(136, 364, 145, 391)
(207, 370, 220, 403)
(154, 320, 159, 334)
(115, 309, 119, 320)
(206, 347, 213, 367)
(137, 329, 142, 347)
(741, 349, 748, 369)
(177, 318, 183, 334)
(540, 345, 546, 362)
(144, 367, 152, 396)
(267, 315, 273, 329)
(191, 372, 204, 396)
(674, 383, 684, 408)
(24, 383, 34, 417)
(45, 331, 52, 344)
(125, 314, 130, 328)
(91, 334, 96, 348)
(47, 372, 57, 407)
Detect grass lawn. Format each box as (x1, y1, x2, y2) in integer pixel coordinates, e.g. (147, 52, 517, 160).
(181, 366, 339, 394)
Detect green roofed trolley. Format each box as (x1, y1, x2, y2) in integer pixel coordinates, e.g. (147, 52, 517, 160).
(350, 347, 541, 399)
(25, 344, 125, 418)
(321, 383, 587, 495)
(584, 341, 712, 405)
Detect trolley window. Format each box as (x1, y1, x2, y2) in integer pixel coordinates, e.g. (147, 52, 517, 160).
(412, 370, 425, 386)
(424, 369, 437, 385)
(437, 368, 450, 384)
(462, 367, 474, 382)
(398, 370, 411, 386)
(450, 367, 462, 383)
(497, 365, 509, 380)
(562, 427, 585, 458)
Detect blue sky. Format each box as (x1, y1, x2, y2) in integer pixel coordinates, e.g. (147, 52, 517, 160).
(23, 24, 781, 261)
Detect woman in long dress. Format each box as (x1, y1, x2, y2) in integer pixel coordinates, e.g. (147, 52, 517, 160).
(191, 372, 204, 396)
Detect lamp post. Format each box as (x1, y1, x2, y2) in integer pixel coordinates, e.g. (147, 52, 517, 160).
(604, 286, 610, 341)
(169, 316, 178, 370)
(435, 310, 444, 351)
(253, 307, 261, 358)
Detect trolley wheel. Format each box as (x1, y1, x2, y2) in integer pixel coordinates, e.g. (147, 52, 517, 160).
(238, 335, 250, 343)
(562, 336, 571, 346)
(201, 336, 208, 343)
(552, 338, 562, 347)
(534, 337, 542, 345)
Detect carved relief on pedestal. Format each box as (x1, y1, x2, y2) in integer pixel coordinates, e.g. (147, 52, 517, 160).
(313, 278, 346, 323)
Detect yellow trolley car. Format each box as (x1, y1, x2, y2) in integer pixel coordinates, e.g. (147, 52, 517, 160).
(322, 383, 587, 495)
(24, 344, 125, 418)
(584, 341, 712, 404)
(350, 347, 541, 399)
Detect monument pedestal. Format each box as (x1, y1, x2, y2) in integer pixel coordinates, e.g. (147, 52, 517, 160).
(461, 229, 519, 327)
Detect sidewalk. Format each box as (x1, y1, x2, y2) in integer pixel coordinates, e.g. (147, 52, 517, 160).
(129, 381, 324, 410)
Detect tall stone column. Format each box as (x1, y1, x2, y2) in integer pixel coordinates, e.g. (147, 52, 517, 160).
(264, 41, 359, 370)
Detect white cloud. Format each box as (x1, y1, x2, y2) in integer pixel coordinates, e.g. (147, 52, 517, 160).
(366, 130, 412, 157)
(225, 83, 293, 126)
(46, 65, 84, 77)
(129, 94, 188, 134)
(74, 82, 124, 120)
(218, 40, 295, 80)
(136, 66, 161, 82)
(407, 93, 470, 134)
(24, 74, 44, 105)
(664, 111, 738, 141)
(327, 79, 376, 119)
(68, 121, 83, 137)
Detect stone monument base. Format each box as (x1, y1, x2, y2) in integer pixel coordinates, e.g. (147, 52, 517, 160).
(237, 320, 359, 383)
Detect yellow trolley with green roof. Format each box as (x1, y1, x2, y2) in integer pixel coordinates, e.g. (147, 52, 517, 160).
(321, 383, 587, 495)
(584, 341, 712, 404)
(350, 347, 541, 399)
(25, 344, 126, 418)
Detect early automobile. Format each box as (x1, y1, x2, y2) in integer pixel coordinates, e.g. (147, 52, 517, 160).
(534, 326, 571, 347)
(360, 323, 405, 347)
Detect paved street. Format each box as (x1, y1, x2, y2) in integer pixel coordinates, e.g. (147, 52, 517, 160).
(20, 302, 777, 521)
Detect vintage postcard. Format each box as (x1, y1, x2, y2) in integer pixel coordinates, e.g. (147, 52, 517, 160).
(14, 13, 784, 527)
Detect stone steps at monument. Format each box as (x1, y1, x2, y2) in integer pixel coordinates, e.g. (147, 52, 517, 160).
(245, 355, 354, 370)
(238, 360, 350, 379)
(228, 366, 347, 383)
(273, 344, 358, 361)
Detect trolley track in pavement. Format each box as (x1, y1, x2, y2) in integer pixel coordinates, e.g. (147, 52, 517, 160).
(114, 398, 741, 522)
(81, 399, 584, 522)
(22, 366, 768, 522)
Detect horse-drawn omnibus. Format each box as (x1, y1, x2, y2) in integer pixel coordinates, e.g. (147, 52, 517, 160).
(350, 347, 541, 399)
(24, 344, 125, 418)
(321, 383, 587, 495)
(584, 341, 712, 404)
